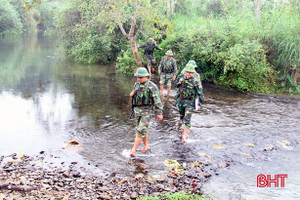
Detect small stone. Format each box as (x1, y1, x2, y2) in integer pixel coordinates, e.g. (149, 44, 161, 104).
(130, 192, 138, 199)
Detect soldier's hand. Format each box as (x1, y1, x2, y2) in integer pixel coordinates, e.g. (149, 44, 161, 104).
(172, 77, 176, 81)
(156, 115, 163, 121)
(197, 106, 202, 111)
(130, 91, 135, 97)
(179, 78, 184, 84)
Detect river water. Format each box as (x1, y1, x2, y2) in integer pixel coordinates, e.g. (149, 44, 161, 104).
(0, 36, 299, 199)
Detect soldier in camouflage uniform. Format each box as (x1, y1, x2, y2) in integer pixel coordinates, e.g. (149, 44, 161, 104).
(176, 64, 204, 142)
(180, 60, 203, 109)
(158, 50, 177, 97)
(129, 67, 163, 157)
(138, 38, 162, 79)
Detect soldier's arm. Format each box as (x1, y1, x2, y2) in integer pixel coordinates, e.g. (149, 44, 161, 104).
(158, 57, 164, 73)
(194, 80, 204, 106)
(175, 74, 185, 88)
(155, 44, 162, 50)
(172, 59, 178, 78)
(150, 84, 163, 116)
(138, 43, 146, 49)
(130, 82, 139, 97)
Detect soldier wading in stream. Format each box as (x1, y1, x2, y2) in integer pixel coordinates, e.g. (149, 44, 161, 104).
(158, 50, 177, 98)
(129, 67, 163, 157)
(176, 64, 204, 142)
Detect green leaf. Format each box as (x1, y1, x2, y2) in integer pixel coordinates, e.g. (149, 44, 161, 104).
(286, 74, 295, 86)
(281, 81, 286, 87)
(280, 74, 286, 80)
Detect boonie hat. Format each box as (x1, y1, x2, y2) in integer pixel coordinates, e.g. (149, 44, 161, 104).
(184, 64, 196, 73)
(187, 60, 197, 68)
(165, 50, 174, 56)
(148, 38, 154, 43)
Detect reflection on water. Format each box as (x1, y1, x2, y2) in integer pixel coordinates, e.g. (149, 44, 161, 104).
(0, 36, 300, 199)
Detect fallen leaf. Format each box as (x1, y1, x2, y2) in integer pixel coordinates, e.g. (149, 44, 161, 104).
(212, 144, 225, 149)
(276, 141, 293, 150)
(198, 152, 206, 156)
(264, 145, 274, 151)
(244, 142, 254, 146)
(69, 140, 79, 145)
(282, 140, 291, 145)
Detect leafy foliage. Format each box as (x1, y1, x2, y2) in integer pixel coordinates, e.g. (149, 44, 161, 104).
(138, 192, 207, 200)
(54, 0, 121, 64)
(115, 48, 139, 74)
(0, 0, 23, 36)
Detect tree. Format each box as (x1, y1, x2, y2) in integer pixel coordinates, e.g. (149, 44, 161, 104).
(101, 0, 167, 67)
(167, 0, 177, 20)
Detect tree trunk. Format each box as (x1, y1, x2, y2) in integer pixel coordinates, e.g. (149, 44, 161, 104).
(167, 0, 177, 20)
(118, 22, 143, 67)
(117, 0, 143, 67)
(253, 0, 262, 25)
(129, 37, 143, 67)
(291, 67, 299, 84)
(167, 0, 171, 20)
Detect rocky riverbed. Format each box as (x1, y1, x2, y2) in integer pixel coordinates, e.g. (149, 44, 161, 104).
(0, 151, 224, 200)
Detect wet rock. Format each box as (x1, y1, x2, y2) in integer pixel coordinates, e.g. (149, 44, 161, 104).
(130, 191, 138, 199)
(219, 162, 230, 168)
(121, 193, 131, 200)
(71, 171, 81, 178)
(264, 145, 275, 151)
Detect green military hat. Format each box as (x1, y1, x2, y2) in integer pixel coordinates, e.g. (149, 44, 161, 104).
(187, 60, 197, 68)
(165, 50, 174, 56)
(184, 64, 196, 73)
(134, 67, 149, 77)
(148, 38, 154, 43)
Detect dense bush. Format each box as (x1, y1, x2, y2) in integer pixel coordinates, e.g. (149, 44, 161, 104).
(0, 0, 23, 36)
(115, 48, 139, 74)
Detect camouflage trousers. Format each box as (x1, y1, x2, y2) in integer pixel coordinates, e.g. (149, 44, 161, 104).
(134, 107, 153, 138)
(159, 73, 173, 87)
(146, 54, 156, 68)
(177, 99, 195, 129)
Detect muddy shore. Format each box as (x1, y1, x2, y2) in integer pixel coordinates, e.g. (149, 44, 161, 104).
(0, 151, 224, 199)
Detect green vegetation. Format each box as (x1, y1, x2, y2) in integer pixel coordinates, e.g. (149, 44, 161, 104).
(138, 192, 207, 200)
(0, 0, 23, 36)
(0, 0, 299, 94)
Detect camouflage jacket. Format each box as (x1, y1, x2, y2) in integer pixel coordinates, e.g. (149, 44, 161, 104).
(180, 69, 202, 89)
(159, 56, 177, 77)
(138, 42, 161, 56)
(133, 80, 163, 116)
(175, 74, 204, 106)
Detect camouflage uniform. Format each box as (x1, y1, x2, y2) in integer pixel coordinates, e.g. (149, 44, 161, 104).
(159, 56, 177, 87)
(176, 74, 204, 129)
(138, 40, 161, 68)
(132, 80, 163, 137)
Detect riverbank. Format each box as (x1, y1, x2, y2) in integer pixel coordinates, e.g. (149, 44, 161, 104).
(0, 152, 219, 199)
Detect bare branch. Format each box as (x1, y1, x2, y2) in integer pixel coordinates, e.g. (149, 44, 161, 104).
(118, 22, 128, 38)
